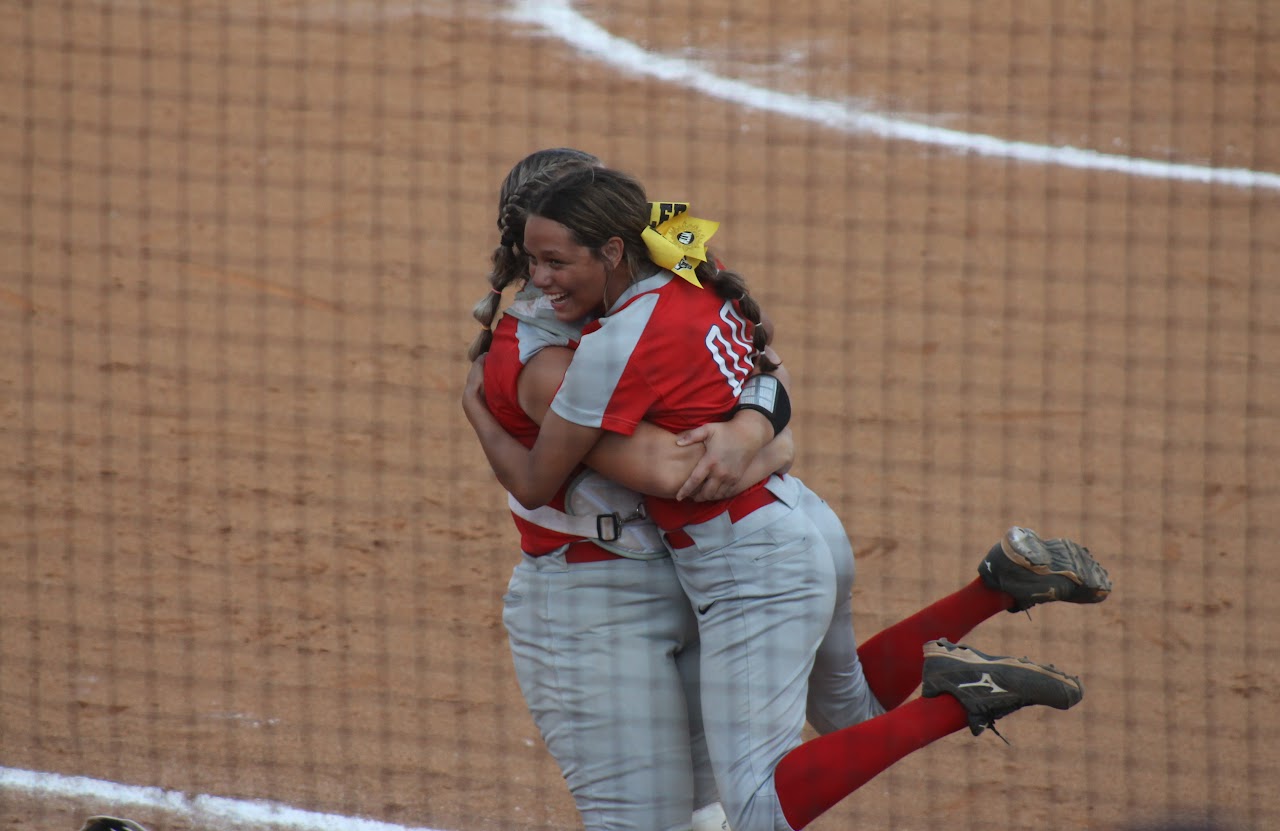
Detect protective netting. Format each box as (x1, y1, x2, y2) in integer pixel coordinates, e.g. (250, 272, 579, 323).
(2, 2, 1276, 830)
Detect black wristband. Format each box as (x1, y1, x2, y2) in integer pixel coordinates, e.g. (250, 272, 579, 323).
(733, 373, 791, 436)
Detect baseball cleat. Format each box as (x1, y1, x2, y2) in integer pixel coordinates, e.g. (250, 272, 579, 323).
(79, 818, 151, 831)
(979, 526, 1113, 612)
(921, 638, 1083, 737)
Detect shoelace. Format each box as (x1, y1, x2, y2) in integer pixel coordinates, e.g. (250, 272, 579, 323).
(980, 718, 1012, 745)
(972, 707, 1014, 745)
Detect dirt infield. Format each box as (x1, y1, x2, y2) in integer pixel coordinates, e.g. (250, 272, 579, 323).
(2, 2, 1277, 830)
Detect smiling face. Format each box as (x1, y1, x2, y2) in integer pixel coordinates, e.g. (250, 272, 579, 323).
(524, 213, 624, 321)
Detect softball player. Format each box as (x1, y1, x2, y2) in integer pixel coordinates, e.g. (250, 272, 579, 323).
(483, 295, 791, 831)
(462, 164, 1113, 831)
(470, 149, 791, 831)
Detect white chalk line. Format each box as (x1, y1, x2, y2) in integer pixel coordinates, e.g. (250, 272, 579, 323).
(511, 0, 1280, 192)
(0, 765, 448, 831)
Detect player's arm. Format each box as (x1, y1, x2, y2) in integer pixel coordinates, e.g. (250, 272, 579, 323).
(517, 346, 783, 499)
(673, 343, 794, 501)
(462, 354, 600, 509)
(592, 415, 780, 499)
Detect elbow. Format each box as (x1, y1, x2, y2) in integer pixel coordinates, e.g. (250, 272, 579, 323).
(510, 486, 553, 511)
(497, 465, 559, 509)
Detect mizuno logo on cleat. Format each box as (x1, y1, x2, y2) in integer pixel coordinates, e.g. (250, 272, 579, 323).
(957, 672, 1008, 694)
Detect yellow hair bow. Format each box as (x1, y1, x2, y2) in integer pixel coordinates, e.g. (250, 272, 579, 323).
(642, 201, 719, 288)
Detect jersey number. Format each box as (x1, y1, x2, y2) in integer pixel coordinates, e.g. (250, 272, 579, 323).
(704, 303, 754, 396)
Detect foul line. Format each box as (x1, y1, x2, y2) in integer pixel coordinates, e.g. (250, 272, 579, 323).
(512, 0, 1280, 191)
(0, 766, 448, 831)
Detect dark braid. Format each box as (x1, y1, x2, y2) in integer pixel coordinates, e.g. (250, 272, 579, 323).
(467, 149, 601, 361)
(692, 257, 779, 373)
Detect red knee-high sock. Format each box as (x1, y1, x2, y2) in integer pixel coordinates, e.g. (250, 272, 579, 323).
(774, 695, 970, 829)
(857, 577, 1012, 710)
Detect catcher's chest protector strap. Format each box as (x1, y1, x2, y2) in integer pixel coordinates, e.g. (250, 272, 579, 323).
(508, 470, 667, 559)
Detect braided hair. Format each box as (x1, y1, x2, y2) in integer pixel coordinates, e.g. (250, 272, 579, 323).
(467, 148, 602, 361)
(522, 165, 779, 372)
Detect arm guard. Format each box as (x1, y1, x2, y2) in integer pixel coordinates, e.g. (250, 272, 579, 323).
(733, 373, 791, 436)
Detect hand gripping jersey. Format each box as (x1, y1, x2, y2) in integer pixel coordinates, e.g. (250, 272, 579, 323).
(484, 296, 665, 558)
(549, 268, 768, 531)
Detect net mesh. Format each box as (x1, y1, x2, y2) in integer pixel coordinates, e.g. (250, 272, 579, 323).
(2, 2, 1277, 830)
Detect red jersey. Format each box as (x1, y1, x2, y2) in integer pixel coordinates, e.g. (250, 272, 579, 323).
(550, 270, 767, 530)
(484, 312, 583, 554)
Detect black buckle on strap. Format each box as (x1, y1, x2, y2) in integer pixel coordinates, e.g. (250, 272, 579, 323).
(596, 513, 623, 542)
